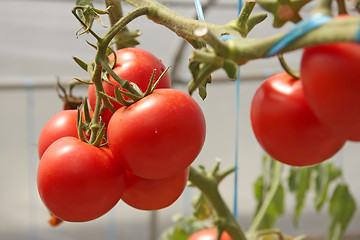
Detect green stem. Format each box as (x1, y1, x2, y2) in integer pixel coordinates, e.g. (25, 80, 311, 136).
(122, 0, 359, 65)
(72, 6, 101, 40)
(313, 0, 333, 15)
(278, 54, 300, 79)
(105, 0, 125, 50)
(226, 16, 360, 65)
(102, 7, 149, 47)
(88, 63, 104, 144)
(98, 58, 141, 97)
(247, 161, 283, 235)
(189, 166, 248, 240)
(124, 0, 242, 43)
(105, 0, 124, 28)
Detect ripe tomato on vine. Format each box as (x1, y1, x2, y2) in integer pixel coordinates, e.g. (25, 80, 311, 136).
(107, 88, 206, 179)
(121, 167, 189, 210)
(88, 48, 171, 126)
(37, 137, 126, 222)
(250, 72, 345, 166)
(301, 42, 360, 141)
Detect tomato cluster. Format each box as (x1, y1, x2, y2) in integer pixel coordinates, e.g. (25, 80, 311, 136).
(251, 42, 360, 167)
(37, 48, 206, 222)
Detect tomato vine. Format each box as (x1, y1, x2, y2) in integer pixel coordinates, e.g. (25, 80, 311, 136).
(36, 0, 360, 239)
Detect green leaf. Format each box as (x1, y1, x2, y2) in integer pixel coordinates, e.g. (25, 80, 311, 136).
(222, 60, 238, 79)
(159, 226, 190, 240)
(73, 56, 88, 71)
(87, 62, 95, 77)
(74, 2, 109, 36)
(76, 0, 93, 6)
(314, 163, 342, 212)
(187, 62, 219, 98)
(192, 194, 212, 220)
(252, 156, 284, 230)
(198, 76, 211, 100)
(274, 184, 285, 215)
(159, 215, 212, 240)
(288, 167, 313, 225)
(254, 176, 264, 203)
(327, 184, 357, 240)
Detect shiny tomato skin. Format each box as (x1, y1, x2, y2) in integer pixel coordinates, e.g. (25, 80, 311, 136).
(38, 110, 78, 158)
(122, 167, 189, 210)
(37, 137, 125, 222)
(188, 229, 232, 240)
(88, 48, 171, 126)
(301, 42, 360, 141)
(107, 89, 206, 179)
(250, 72, 345, 166)
(38, 110, 95, 158)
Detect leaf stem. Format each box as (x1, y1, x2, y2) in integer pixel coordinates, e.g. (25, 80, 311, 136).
(313, 0, 333, 15)
(102, 7, 149, 47)
(189, 166, 248, 240)
(278, 54, 300, 79)
(72, 6, 102, 40)
(248, 161, 283, 235)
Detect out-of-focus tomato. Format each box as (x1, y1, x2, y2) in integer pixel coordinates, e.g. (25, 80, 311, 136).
(250, 72, 345, 166)
(188, 229, 232, 240)
(301, 42, 360, 141)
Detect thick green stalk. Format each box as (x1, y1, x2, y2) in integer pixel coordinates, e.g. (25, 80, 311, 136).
(226, 16, 360, 65)
(105, 0, 124, 27)
(122, 0, 360, 65)
(105, 0, 140, 49)
(105, 0, 125, 50)
(124, 0, 243, 43)
(189, 166, 248, 240)
(88, 62, 104, 144)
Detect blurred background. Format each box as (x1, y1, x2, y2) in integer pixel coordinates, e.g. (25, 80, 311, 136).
(0, 0, 359, 239)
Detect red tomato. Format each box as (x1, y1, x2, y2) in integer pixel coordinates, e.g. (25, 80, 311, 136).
(37, 137, 125, 222)
(301, 42, 360, 141)
(188, 229, 232, 240)
(88, 48, 171, 126)
(121, 168, 189, 210)
(250, 72, 345, 166)
(107, 89, 206, 179)
(38, 109, 96, 158)
(38, 110, 79, 158)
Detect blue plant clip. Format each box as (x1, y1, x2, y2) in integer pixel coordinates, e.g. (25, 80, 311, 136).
(219, 35, 238, 41)
(354, 24, 360, 42)
(265, 13, 333, 57)
(194, 0, 206, 22)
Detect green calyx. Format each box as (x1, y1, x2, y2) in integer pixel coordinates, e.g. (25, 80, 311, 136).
(256, 0, 311, 27)
(74, 4, 112, 36)
(100, 66, 170, 107)
(77, 99, 107, 147)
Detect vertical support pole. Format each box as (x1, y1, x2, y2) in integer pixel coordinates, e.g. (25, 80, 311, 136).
(25, 77, 38, 240)
(149, 211, 158, 240)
